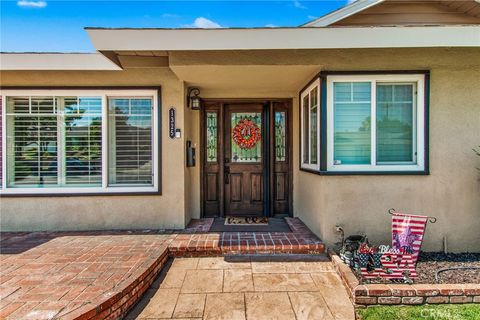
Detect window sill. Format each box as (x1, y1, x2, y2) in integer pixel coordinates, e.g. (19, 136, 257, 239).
(299, 168, 429, 176)
(300, 165, 320, 171)
(0, 189, 161, 197)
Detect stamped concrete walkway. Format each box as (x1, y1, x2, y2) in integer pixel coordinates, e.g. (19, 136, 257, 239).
(126, 257, 355, 320)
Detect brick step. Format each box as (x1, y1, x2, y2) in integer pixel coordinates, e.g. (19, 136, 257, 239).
(224, 253, 330, 262)
(168, 244, 326, 257)
(170, 217, 326, 257)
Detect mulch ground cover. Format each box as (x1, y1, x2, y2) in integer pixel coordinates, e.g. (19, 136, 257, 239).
(354, 252, 480, 284)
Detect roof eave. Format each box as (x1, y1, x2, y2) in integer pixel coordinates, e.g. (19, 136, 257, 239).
(0, 53, 122, 71)
(301, 0, 384, 27)
(86, 26, 480, 52)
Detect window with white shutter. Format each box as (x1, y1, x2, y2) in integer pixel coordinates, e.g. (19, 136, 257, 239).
(6, 96, 101, 187)
(63, 97, 102, 186)
(0, 89, 159, 194)
(108, 98, 153, 186)
(6, 97, 59, 187)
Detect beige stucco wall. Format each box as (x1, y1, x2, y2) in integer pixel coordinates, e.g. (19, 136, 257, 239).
(169, 47, 480, 252)
(289, 49, 480, 253)
(0, 68, 190, 230)
(1, 48, 479, 253)
(183, 87, 201, 221)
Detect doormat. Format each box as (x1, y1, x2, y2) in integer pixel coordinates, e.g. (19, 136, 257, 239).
(225, 216, 269, 225)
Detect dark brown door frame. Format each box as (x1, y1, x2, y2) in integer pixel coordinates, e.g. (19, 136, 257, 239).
(200, 99, 293, 218)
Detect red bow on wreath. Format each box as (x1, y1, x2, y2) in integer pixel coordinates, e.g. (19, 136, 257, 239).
(232, 118, 261, 149)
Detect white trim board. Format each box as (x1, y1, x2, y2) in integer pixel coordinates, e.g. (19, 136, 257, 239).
(86, 26, 480, 51)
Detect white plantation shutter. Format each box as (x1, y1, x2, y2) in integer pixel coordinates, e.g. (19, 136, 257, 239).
(108, 98, 153, 186)
(63, 97, 102, 185)
(5, 96, 102, 187)
(6, 97, 58, 187)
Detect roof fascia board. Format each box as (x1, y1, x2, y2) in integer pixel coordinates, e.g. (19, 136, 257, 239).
(301, 0, 384, 27)
(86, 26, 480, 51)
(0, 53, 122, 71)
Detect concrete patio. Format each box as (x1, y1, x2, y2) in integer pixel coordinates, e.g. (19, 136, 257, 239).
(126, 257, 355, 320)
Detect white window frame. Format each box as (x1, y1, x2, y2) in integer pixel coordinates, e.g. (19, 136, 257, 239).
(326, 74, 425, 172)
(300, 79, 321, 171)
(0, 89, 159, 194)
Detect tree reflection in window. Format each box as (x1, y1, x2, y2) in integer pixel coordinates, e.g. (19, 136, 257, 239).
(64, 97, 102, 185)
(6, 96, 103, 187)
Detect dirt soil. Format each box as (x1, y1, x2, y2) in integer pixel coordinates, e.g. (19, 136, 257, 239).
(354, 252, 480, 284)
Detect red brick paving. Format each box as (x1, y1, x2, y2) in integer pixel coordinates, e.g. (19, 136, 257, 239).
(0, 232, 173, 320)
(0, 218, 324, 319)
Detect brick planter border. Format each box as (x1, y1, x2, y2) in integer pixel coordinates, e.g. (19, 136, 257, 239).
(329, 250, 480, 307)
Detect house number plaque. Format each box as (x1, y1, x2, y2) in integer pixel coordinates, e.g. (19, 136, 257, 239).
(169, 108, 176, 139)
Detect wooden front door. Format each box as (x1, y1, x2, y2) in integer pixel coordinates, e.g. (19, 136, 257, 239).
(201, 100, 292, 218)
(224, 104, 265, 216)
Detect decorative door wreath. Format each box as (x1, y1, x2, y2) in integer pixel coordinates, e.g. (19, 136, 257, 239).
(232, 118, 261, 149)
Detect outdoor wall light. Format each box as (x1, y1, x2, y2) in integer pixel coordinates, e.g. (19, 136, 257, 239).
(187, 87, 202, 110)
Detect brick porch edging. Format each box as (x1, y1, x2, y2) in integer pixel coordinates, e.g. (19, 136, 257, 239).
(329, 250, 480, 306)
(60, 246, 170, 320)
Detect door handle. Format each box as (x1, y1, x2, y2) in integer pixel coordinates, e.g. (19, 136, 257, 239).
(224, 165, 230, 184)
(224, 158, 230, 184)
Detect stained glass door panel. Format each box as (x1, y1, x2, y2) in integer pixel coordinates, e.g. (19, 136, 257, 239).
(206, 112, 218, 162)
(275, 111, 286, 162)
(231, 112, 262, 163)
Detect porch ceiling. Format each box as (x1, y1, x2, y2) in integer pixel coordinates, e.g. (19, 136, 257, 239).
(170, 64, 320, 97)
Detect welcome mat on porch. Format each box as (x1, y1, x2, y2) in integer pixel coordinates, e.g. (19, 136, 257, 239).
(209, 218, 291, 232)
(225, 216, 269, 225)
